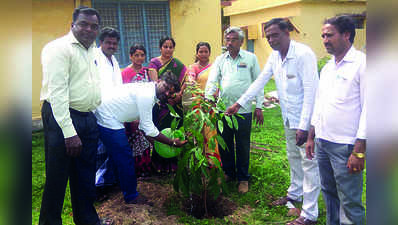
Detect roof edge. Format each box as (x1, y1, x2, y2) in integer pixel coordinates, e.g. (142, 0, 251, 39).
(224, 0, 302, 16)
(224, 0, 366, 16)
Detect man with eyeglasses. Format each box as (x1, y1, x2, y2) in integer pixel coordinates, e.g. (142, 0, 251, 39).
(39, 6, 103, 225)
(205, 26, 264, 194)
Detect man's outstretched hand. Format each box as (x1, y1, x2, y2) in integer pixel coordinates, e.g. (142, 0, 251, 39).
(173, 138, 188, 147)
(225, 103, 241, 116)
(254, 108, 264, 126)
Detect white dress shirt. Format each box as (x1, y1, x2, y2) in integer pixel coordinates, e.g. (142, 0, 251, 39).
(40, 31, 101, 138)
(311, 46, 366, 145)
(95, 47, 123, 93)
(94, 82, 160, 137)
(237, 40, 319, 130)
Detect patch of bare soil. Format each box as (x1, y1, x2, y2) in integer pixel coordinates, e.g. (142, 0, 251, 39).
(182, 194, 237, 219)
(225, 205, 255, 225)
(96, 178, 179, 225)
(95, 176, 251, 224)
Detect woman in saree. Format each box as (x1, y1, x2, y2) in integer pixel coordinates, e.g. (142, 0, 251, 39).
(186, 42, 220, 164)
(187, 42, 212, 89)
(148, 36, 187, 174)
(121, 44, 152, 177)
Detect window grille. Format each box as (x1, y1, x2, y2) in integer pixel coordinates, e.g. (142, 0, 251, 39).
(92, 0, 171, 67)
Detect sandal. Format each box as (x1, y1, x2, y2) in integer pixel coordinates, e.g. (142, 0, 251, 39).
(99, 218, 114, 225)
(286, 216, 317, 225)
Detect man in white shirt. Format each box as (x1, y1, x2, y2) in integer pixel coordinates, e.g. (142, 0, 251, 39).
(226, 18, 320, 225)
(94, 71, 187, 205)
(95, 26, 123, 92)
(306, 16, 366, 225)
(94, 27, 123, 196)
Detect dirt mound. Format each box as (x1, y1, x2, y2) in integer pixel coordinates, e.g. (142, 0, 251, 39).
(95, 177, 250, 224)
(182, 194, 237, 219)
(96, 180, 178, 224)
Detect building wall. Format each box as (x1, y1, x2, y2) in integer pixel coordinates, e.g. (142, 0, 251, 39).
(301, 2, 366, 58)
(32, 0, 80, 120)
(169, 0, 222, 65)
(225, 0, 366, 68)
(227, 3, 301, 68)
(223, 0, 301, 16)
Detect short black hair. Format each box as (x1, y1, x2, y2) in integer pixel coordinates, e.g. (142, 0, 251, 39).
(99, 27, 120, 42)
(194, 42, 211, 62)
(73, 6, 101, 24)
(129, 44, 147, 56)
(161, 71, 180, 93)
(264, 18, 293, 32)
(324, 15, 356, 43)
(159, 36, 176, 49)
(196, 42, 211, 54)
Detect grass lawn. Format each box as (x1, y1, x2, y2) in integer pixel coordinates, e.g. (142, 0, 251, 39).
(32, 79, 366, 224)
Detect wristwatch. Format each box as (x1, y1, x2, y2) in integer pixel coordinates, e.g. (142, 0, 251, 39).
(352, 151, 365, 159)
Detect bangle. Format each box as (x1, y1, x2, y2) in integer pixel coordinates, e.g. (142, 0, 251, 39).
(352, 151, 365, 159)
(172, 140, 176, 147)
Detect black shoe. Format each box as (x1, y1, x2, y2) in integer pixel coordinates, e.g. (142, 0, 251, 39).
(126, 195, 154, 206)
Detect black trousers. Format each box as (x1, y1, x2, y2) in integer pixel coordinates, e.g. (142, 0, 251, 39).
(218, 113, 252, 181)
(39, 101, 99, 225)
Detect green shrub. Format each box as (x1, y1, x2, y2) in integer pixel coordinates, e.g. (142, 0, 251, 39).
(317, 56, 331, 74)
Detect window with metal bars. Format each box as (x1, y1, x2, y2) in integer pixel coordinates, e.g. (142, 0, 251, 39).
(92, 0, 171, 67)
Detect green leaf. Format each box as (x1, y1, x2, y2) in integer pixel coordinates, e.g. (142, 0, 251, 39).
(170, 117, 177, 131)
(209, 155, 222, 170)
(204, 116, 214, 129)
(178, 126, 185, 134)
(235, 113, 245, 119)
(198, 111, 205, 131)
(167, 104, 180, 118)
(232, 115, 239, 130)
(195, 157, 205, 171)
(207, 95, 216, 102)
(225, 116, 233, 129)
(218, 120, 223, 134)
(184, 109, 196, 119)
(201, 166, 209, 179)
(190, 154, 194, 169)
(208, 138, 216, 152)
(216, 100, 226, 111)
(194, 147, 202, 161)
(216, 135, 227, 151)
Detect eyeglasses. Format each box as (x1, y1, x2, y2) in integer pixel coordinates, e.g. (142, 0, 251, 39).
(225, 38, 240, 43)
